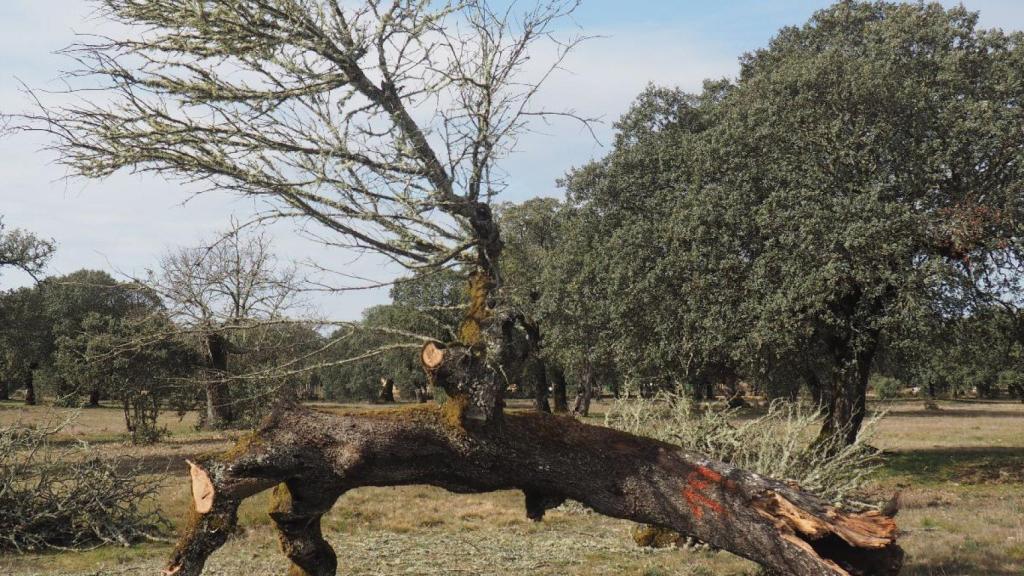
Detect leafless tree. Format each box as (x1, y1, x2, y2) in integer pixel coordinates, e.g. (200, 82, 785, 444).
(154, 226, 300, 427)
(14, 2, 901, 575)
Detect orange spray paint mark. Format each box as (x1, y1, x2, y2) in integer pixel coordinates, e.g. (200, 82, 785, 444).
(682, 466, 729, 520)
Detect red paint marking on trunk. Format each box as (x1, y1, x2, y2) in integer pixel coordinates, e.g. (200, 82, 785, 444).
(695, 467, 723, 483)
(682, 467, 728, 520)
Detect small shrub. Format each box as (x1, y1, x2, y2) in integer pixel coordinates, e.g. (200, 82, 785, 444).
(0, 413, 168, 552)
(121, 389, 168, 444)
(869, 374, 903, 401)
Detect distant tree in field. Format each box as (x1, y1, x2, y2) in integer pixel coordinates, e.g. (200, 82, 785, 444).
(153, 228, 300, 428)
(0, 218, 54, 280)
(497, 198, 576, 412)
(44, 269, 156, 406)
(0, 219, 54, 401)
(881, 307, 1024, 401)
(57, 310, 198, 442)
(562, 2, 1024, 445)
(0, 287, 52, 404)
(19, 1, 906, 574)
(226, 320, 327, 424)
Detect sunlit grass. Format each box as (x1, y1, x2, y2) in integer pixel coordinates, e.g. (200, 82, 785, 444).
(1, 399, 1022, 575)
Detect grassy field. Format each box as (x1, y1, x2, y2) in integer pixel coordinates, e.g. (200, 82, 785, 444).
(1, 399, 1022, 576)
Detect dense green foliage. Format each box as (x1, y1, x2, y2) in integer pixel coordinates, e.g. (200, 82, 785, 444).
(537, 1, 1024, 442)
(5, 1, 1024, 446)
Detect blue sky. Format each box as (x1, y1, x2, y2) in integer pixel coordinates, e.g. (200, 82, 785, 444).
(2, 1, 1023, 320)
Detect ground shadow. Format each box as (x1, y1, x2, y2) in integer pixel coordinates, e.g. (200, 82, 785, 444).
(903, 557, 1024, 576)
(881, 408, 1024, 419)
(883, 446, 1024, 482)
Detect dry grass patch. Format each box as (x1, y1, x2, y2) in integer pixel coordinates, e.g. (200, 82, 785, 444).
(2, 399, 1023, 575)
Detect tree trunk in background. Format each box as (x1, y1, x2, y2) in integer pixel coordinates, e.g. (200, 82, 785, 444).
(549, 364, 569, 413)
(378, 378, 395, 403)
(203, 333, 234, 428)
(573, 363, 593, 417)
(87, 388, 101, 407)
(691, 378, 706, 401)
(0, 381, 8, 401)
(806, 370, 823, 407)
(531, 358, 550, 413)
(413, 379, 431, 403)
(817, 344, 875, 447)
(164, 404, 903, 576)
(24, 371, 36, 406)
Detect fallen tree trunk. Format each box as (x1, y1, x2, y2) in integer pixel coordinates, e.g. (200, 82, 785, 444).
(164, 402, 902, 576)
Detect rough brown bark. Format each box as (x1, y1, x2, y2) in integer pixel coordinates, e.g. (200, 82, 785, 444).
(24, 371, 36, 406)
(549, 364, 569, 413)
(817, 345, 874, 448)
(163, 402, 902, 576)
(530, 357, 551, 413)
(572, 363, 593, 417)
(203, 333, 234, 428)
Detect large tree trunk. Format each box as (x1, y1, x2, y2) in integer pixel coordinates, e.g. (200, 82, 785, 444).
(818, 344, 875, 447)
(87, 388, 101, 408)
(164, 403, 902, 576)
(549, 364, 569, 413)
(0, 380, 8, 401)
(203, 333, 234, 428)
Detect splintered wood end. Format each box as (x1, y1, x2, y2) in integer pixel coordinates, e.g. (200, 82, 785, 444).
(187, 460, 215, 514)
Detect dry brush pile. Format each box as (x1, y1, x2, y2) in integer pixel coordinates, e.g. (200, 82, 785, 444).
(0, 414, 168, 552)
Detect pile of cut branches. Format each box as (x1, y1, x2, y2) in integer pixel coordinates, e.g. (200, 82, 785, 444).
(0, 414, 168, 552)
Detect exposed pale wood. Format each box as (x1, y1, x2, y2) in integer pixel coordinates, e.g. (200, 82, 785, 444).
(187, 460, 214, 514)
(420, 342, 445, 370)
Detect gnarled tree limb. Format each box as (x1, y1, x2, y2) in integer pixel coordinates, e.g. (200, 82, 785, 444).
(165, 402, 902, 576)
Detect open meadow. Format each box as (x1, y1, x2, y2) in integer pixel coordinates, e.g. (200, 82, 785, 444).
(1, 399, 1021, 576)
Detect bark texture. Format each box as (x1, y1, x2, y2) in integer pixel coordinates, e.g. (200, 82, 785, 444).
(378, 378, 395, 403)
(203, 333, 234, 428)
(24, 372, 36, 406)
(164, 403, 902, 576)
(572, 363, 594, 417)
(818, 342, 875, 447)
(549, 364, 569, 413)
